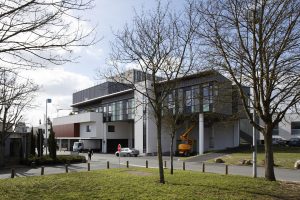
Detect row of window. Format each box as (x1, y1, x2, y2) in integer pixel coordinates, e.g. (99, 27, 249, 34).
(272, 121, 300, 135)
(166, 83, 217, 114)
(96, 99, 135, 122)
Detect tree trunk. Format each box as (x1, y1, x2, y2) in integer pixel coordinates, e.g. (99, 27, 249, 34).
(156, 114, 165, 184)
(264, 126, 276, 181)
(170, 134, 174, 175)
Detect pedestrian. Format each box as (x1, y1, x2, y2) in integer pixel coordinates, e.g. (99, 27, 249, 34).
(88, 149, 93, 161)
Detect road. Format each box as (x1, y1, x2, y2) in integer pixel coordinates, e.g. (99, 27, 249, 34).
(0, 152, 299, 183)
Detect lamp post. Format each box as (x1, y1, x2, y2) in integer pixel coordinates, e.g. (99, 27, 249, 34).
(45, 98, 52, 155)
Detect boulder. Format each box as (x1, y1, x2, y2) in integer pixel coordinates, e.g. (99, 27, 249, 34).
(215, 158, 225, 163)
(294, 160, 300, 169)
(240, 159, 252, 165)
(245, 160, 252, 165)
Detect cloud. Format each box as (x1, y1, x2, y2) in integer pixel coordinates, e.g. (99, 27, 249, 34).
(21, 68, 94, 126)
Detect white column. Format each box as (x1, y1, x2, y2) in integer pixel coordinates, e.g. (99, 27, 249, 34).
(199, 113, 204, 155)
(102, 123, 107, 153)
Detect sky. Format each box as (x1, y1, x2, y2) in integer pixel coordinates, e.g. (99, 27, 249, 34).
(23, 0, 184, 126)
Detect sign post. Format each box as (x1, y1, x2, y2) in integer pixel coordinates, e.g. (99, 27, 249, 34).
(118, 144, 121, 168)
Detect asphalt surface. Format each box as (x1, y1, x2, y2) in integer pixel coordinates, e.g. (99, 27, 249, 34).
(0, 152, 299, 182)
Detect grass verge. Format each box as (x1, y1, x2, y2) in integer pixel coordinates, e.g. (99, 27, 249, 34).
(0, 168, 299, 200)
(207, 146, 300, 168)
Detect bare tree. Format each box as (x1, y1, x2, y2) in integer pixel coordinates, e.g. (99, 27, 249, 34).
(0, 69, 38, 166)
(107, 1, 200, 183)
(196, 0, 300, 181)
(162, 90, 185, 175)
(0, 0, 96, 69)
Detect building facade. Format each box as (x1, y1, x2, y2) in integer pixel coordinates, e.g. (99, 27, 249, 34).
(53, 69, 245, 154)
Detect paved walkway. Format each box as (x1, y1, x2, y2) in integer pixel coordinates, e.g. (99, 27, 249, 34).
(0, 153, 299, 183)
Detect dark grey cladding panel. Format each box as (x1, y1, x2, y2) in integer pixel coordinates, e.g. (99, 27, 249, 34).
(164, 73, 230, 90)
(107, 82, 132, 94)
(72, 82, 132, 104)
(101, 91, 134, 104)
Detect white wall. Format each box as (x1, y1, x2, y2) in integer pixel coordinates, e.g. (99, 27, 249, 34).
(53, 112, 102, 125)
(106, 121, 132, 139)
(134, 85, 144, 154)
(80, 122, 97, 138)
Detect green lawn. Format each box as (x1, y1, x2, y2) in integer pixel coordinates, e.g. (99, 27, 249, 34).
(208, 146, 300, 169)
(0, 168, 299, 200)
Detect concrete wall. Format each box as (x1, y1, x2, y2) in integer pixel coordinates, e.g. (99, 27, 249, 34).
(213, 121, 237, 150)
(105, 121, 132, 139)
(80, 122, 97, 138)
(53, 112, 103, 125)
(53, 112, 104, 139)
(134, 84, 144, 154)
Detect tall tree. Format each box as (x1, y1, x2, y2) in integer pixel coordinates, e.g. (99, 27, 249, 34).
(48, 121, 57, 159)
(108, 1, 200, 183)
(196, 0, 300, 181)
(30, 127, 36, 156)
(0, 69, 38, 166)
(162, 91, 185, 175)
(36, 129, 44, 157)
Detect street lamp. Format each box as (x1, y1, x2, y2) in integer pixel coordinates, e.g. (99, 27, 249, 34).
(45, 98, 52, 155)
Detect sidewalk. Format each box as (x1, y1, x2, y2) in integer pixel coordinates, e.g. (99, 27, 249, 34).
(0, 158, 299, 182)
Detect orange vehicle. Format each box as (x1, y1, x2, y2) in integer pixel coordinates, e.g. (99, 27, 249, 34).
(178, 124, 195, 156)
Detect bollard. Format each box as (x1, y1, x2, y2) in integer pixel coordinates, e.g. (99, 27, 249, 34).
(107, 161, 110, 169)
(41, 166, 44, 175)
(164, 160, 167, 168)
(183, 162, 186, 171)
(225, 165, 228, 175)
(202, 163, 205, 173)
(126, 161, 129, 168)
(65, 164, 68, 173)
(146, 160, 148, 168)
(88, 163, 90, 171)
(11, 168, 15, 178)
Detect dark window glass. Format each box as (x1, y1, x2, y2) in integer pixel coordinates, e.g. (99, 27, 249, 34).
(291, 121, 300, 135)
(108, 125, 115, 132)
(86, 125, 91, 132)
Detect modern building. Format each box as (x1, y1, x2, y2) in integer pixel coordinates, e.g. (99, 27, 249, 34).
(53, 69, 250, 154)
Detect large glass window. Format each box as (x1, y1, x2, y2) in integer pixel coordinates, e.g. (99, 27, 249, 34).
(167, 91, 175, 114)
(291, 122, 300, 135)
(203, 83, 213, 112)
(184, 89, 193, 113)
(102, 98, 134, 122)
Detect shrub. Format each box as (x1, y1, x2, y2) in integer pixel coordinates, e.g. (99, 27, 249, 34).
(26, 155, 86, 166)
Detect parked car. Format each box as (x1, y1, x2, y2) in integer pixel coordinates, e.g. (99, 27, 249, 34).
(115, 148, 139, 157)
(272, 138, 287, 145)
(287, 138, 300, 147)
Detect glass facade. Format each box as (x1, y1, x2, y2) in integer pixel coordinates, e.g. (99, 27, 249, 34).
(202, 83, 213, 112)
(163, 82, 215, 115)
(101, 98, 135, 122)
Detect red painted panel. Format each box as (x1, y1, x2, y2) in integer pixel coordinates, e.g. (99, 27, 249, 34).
(53, 124, 77, 137)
